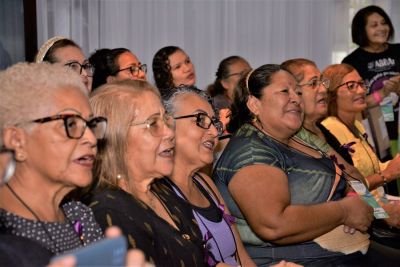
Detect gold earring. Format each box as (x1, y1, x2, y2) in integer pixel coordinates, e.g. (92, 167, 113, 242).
(116, 174, 123, 180)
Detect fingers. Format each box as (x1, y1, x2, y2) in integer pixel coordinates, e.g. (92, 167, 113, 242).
(125, 249, 150, 267)
(47, 255, 76, 267)
(343, 225, 356, 234)
(104, 226, 122, 238)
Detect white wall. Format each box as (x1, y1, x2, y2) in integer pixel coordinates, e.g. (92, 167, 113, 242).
(36, 0, 400, 89)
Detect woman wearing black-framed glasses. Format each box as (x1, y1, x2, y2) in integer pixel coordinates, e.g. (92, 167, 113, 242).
(163, 86, 256, 266)
(0, 63, 104, 257)
(35, 36, 94, 92)
(89, 48, 147, 91)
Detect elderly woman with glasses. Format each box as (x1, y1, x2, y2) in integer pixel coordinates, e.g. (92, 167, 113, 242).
(84, 80, 205, 267)
(89, 48, 147, 90)
(0, 62, 106, 256)
(162, 86, 256, 267)
(36, 36, 95, 92)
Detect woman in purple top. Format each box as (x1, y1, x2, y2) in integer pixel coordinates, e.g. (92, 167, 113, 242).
(163, 86, 256, 267)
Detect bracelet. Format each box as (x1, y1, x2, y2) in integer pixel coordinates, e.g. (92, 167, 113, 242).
(372, 91, 383, 104)
(378, 171, 388, 186)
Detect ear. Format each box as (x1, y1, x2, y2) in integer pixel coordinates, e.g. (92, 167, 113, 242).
(3, 126, 28, 162)
(246, 95, 261, 117)
(106, 75, 115, 83)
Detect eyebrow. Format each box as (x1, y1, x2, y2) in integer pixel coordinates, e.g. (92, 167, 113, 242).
(65, 60, 82, 64)
(56, 108, 94, 119)
(144, 111, 162, 120)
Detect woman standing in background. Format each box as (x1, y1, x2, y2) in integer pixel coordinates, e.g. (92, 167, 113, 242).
(342, 5, 400, 156)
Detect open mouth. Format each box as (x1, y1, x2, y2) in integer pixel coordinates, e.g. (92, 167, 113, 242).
(74, 154, 95, 167)
(159, 147, 174, 157)
(203, 140, 215, 150)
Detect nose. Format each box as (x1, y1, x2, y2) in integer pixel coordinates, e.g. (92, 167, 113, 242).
(82, 126, 98, 147)
(80, 66, 89, 77)
(137, 69, 146, 80)
(318, 82, 328, 93)
(289, 89, 301, 104)
(357, 84, 367, 94)
(209, 122, 220, 138)
(163, 120, 175, 141)
(183, 63, 191, 73)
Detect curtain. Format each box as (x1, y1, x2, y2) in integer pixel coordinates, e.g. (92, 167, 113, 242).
(36, 0, 400, 89)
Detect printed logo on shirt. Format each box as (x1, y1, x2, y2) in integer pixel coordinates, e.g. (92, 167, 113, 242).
(367, 58, 396, 72)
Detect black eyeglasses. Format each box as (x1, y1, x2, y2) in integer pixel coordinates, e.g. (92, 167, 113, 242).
(64, 62, 95, 77)
(174, 113, 223, 136)
(335, 80, 368, 91)
(299, 77, 330, 90)
(114, 64, 147, 77)
(131, 114, 174, 137)
(31, 114, 107, 140)
(0, 147, 15, 185)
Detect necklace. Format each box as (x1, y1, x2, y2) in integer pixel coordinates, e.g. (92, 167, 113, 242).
(5, 183, 84, 253)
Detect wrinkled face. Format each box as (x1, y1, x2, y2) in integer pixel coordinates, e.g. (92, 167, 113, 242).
(126, 91, 175, 180)
(114, 51, 146, 81)
(169, 50, 196, 87)
(22, 87, 97, 189)
(298, 65, 328, 123)
(173, 93, 219, 169)
(365, 12, 390, 46)
(336, 70, 367, 115)
(253, 70, 304, 136)
(53, 46, 93, 92)
(222, 60, 251, 99)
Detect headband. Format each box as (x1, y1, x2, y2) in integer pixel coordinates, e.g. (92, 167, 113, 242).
(245, 68, 256, 95)
(35, 36, 68, 63)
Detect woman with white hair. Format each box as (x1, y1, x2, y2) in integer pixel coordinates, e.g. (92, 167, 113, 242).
(0, 62, 106, 255)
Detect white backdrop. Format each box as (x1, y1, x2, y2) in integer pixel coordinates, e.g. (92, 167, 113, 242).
(36, 0, 400, 89)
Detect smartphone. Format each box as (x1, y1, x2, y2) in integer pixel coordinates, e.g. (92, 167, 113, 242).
(50, 236, 127, 267)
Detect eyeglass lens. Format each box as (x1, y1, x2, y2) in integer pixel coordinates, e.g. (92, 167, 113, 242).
(126, 64, 147, 77)
(66, 62, 94, 77)
(197, 114, 223, 136)
(65, 116, 107, 139)
(346, 81, 367, 91)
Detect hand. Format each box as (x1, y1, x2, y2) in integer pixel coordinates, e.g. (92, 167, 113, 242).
(343, 225, 356, 234)
(339, 196, 374, 232)
(270, 260, 303, 267)
(381, 154, 400, 182)
(382, 75, 400, 95)
(382, 202, 400, 228)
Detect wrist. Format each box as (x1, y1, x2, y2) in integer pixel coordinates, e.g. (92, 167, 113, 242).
(337, 199, 349, 225)
(378, 171, 388, 186)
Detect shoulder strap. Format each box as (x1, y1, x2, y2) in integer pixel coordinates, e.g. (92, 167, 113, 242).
(193, 173, 221, 206)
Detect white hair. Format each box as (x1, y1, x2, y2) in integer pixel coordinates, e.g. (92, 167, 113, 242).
(0, 62, 87, 130)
